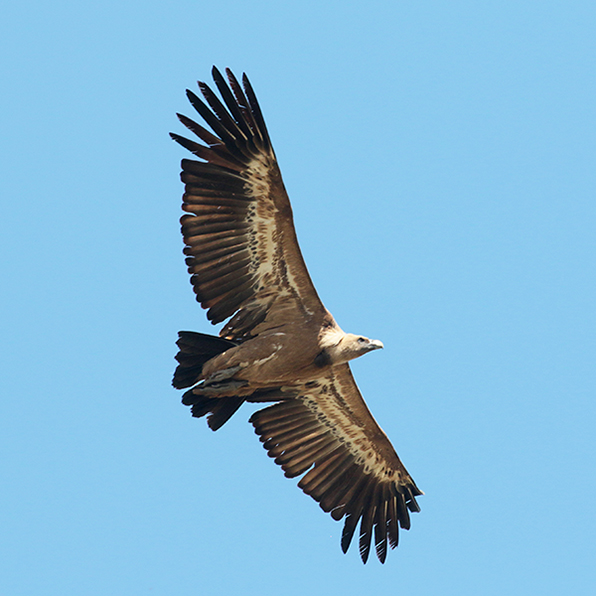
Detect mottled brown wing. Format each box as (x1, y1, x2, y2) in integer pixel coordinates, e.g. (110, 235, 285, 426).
(171, 67, 325, 341)
(249, 364, 422, 564)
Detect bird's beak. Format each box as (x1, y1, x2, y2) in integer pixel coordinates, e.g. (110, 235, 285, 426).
(368, 339, 384, 351)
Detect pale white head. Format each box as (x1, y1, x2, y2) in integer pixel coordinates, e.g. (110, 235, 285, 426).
(319, 330, 384, 366)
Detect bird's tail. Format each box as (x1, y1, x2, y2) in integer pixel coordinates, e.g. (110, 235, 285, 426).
(173, 331, 244, 430)
(173, 331, 237, 389)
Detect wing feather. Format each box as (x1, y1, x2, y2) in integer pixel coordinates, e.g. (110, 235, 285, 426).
(249, 364, 422, 563)
(358, 483, 380, 564)
(318, 462, 360, 513)
(172, 68, 325, 334)
(211, 67, 255, 141)
(387, 495, 400, 548)
(225, 69, 262, 143)
(374, 486, 389, 564)
(341, 477, 374, 555)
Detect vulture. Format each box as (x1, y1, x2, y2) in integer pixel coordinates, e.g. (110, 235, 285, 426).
(171, 67, 422, 564)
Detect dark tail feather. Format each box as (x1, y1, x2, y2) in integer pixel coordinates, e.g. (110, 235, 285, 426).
(205, 396, 245, 430)
(182, 389, 245, 431)
(173, 331, 237, 389)
(174, 331, 244, 431)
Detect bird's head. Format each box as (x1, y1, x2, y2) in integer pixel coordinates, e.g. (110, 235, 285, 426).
(324, 332, 384, 365)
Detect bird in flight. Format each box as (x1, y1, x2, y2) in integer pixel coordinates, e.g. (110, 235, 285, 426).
(171, 67, 422, 563)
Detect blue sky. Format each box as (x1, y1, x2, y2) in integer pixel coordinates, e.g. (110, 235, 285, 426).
(1, 1, 595, 594)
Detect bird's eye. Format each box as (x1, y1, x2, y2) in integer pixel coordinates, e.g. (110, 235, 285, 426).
(358, 337, 366, 343)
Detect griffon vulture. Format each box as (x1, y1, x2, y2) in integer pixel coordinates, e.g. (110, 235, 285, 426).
(171, 67, 422, 563)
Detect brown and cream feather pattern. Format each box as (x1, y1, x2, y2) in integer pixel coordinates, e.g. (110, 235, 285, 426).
(171, 67, 325, 341)
(171, 67, 422, 563)
(249, 365, 421, 564)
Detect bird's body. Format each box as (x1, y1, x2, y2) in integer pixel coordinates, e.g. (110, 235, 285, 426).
(171, 67, 422, 563)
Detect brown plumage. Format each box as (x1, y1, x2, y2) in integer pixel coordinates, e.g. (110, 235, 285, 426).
(171, 67, 422, 563)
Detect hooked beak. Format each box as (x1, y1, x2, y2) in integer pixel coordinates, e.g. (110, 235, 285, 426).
(368, 339, 384, 351)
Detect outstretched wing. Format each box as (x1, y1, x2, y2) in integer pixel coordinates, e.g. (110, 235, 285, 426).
(249, 364, 422, 564)
(172, 67, 325, 341)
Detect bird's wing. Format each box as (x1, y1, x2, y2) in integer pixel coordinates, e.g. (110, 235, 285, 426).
(249, 364, 422, 564)
(172, 67, 326, 341)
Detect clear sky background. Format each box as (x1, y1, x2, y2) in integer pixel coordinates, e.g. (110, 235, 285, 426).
(1, 1, 595, 594)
